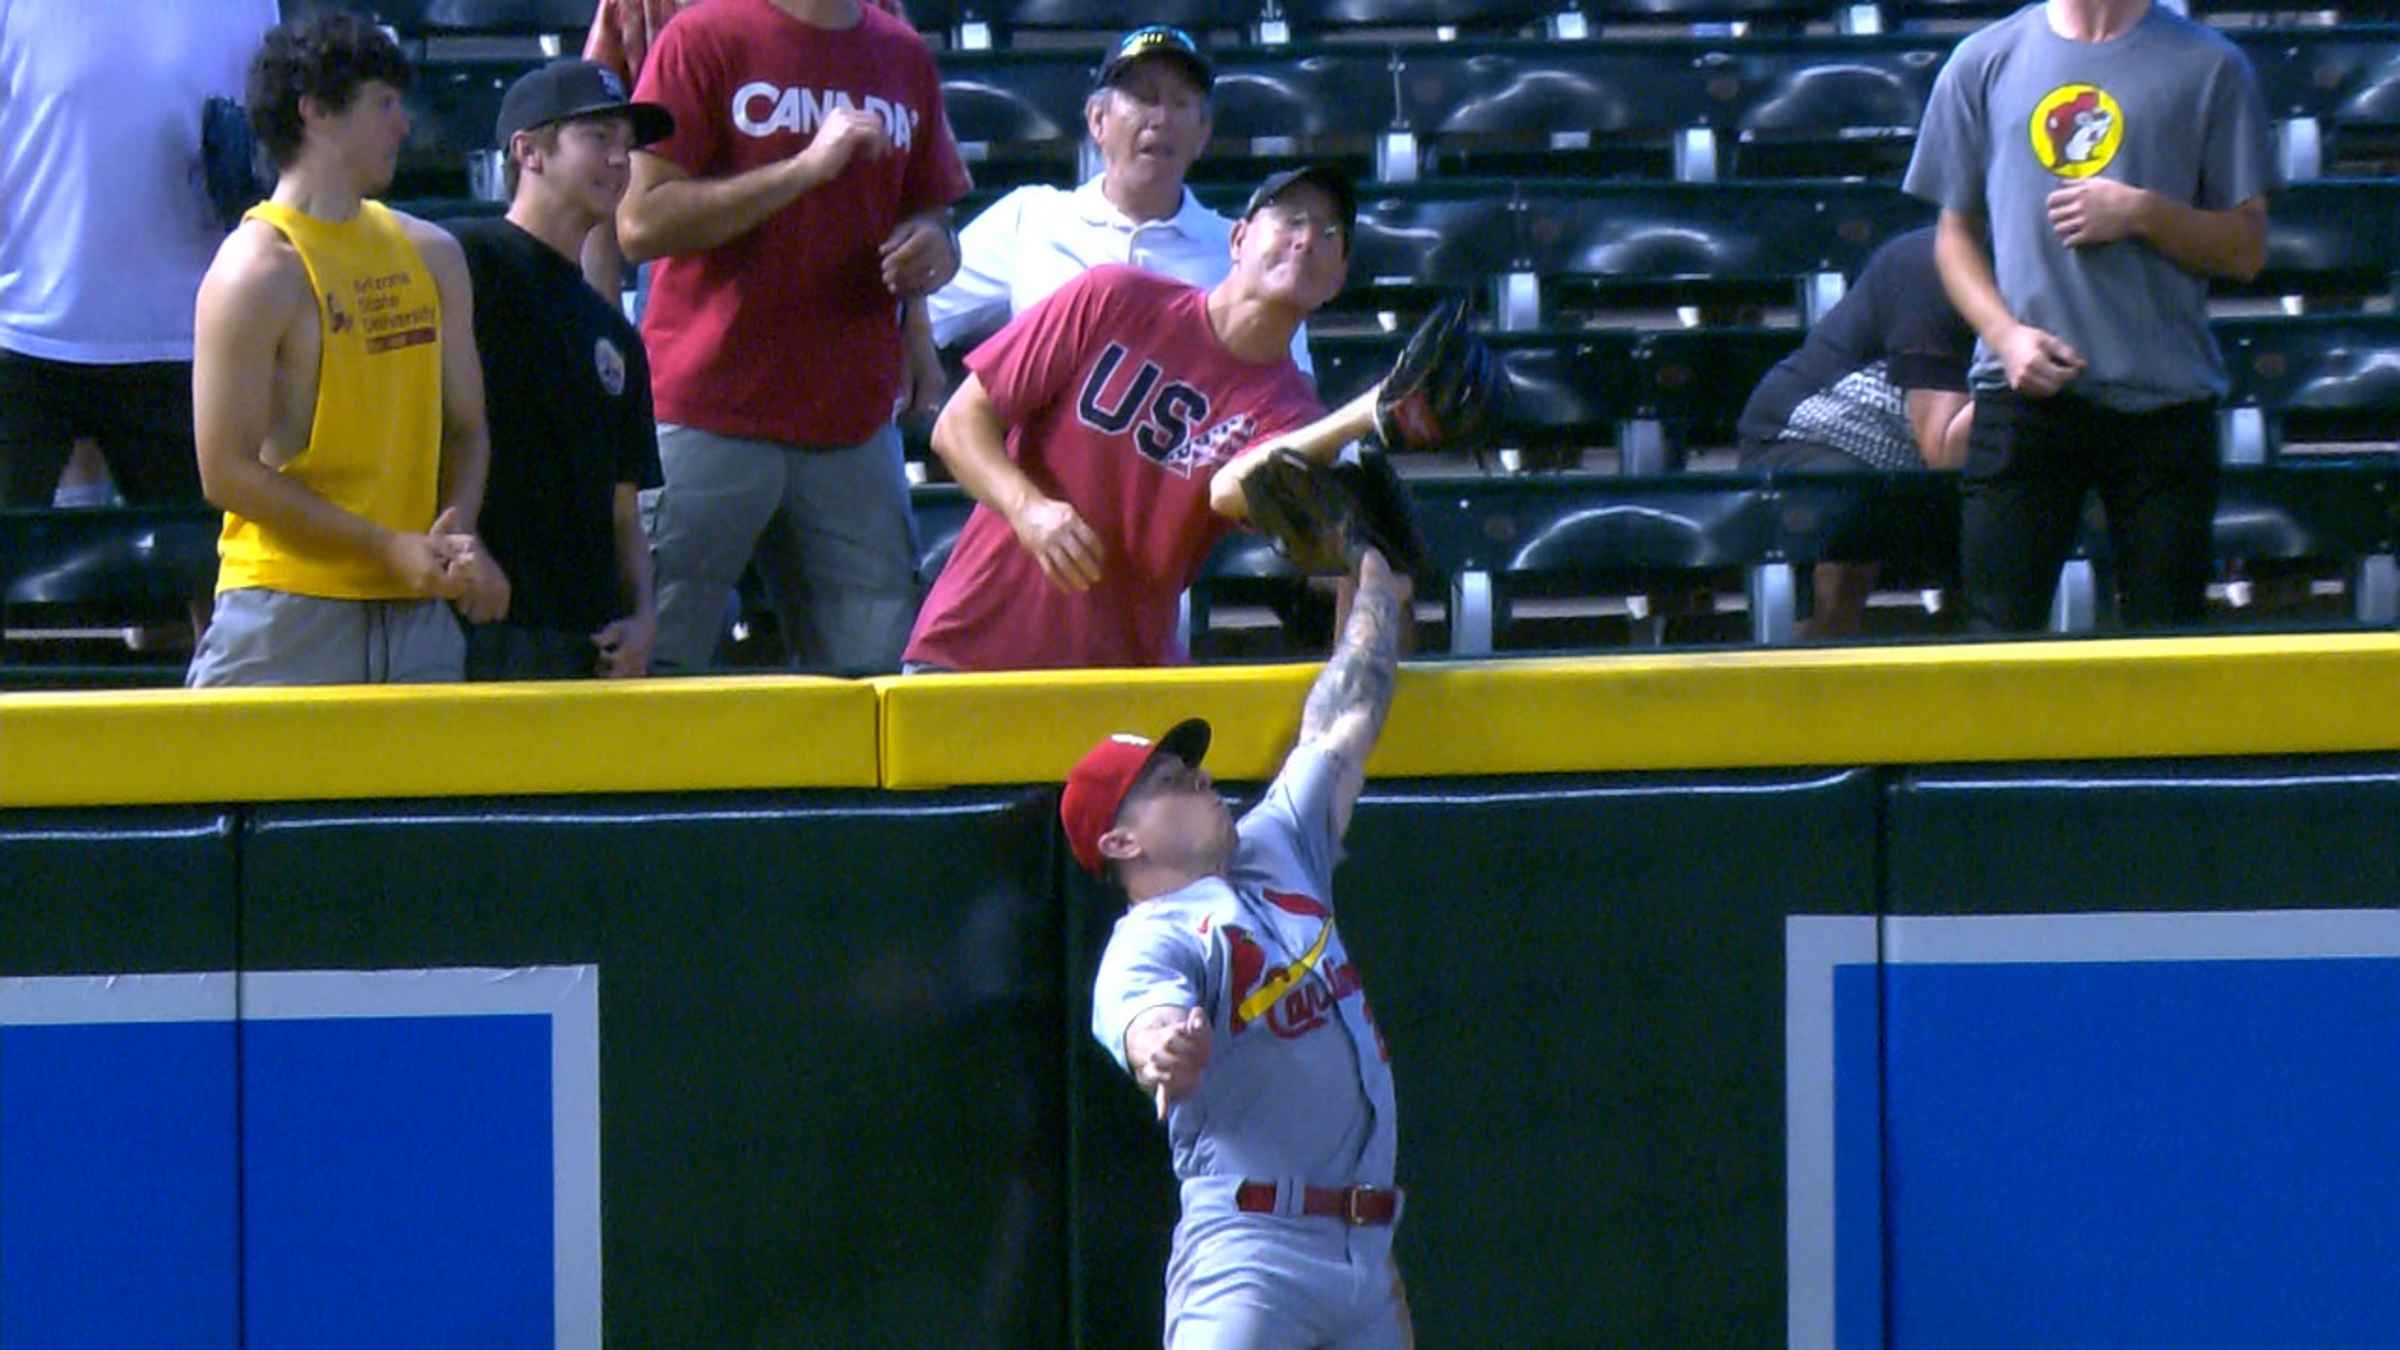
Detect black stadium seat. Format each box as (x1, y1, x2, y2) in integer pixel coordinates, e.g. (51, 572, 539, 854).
(0, 506, 219, 649)
(2218, 314, 2400, 454)
(2232, 25, 2400, 128)
(405, 58, 539, 157)
(1388, 36, 1949, 180)
(2210, 178, 2400, 312)
(280, 0, 597, 37)
(1207, 46, 1400, 142)
(1585, 0, 1840, 26)
(1281, 0, 1580, 37)
(939, 50, 1093, 184)
(1514, 179, 1932, 320)
(1341, 179, 1522, 288)
(1312, 328, 1643, 456)
(953, 0, 1261, 43)
(940, 50, 1092, 144)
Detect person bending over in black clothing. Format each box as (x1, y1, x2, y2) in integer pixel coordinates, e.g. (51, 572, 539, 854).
(1737, 227, 1975, 638)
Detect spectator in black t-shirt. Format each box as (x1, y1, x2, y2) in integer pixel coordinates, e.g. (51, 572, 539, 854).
(1738, 227, 1975, 638)
(446, 61, 673, 679)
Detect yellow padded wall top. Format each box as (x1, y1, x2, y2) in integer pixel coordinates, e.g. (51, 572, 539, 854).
(9, 634, 2399, 806)
(0, 676, 879, 807)
(878, 634, 2400, 788)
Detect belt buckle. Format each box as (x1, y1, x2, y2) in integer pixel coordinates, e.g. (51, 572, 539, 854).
(1343, 1184, 1384, 1225)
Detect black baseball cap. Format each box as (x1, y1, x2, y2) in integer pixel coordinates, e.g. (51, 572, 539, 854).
(1095, 25, 1214, 95)
(495, 59, 674, 149)
(1243, 165, 1358, 249)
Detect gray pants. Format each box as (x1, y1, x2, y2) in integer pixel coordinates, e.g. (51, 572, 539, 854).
(185, 587, 465, 687)
(644, 422, 918, 675)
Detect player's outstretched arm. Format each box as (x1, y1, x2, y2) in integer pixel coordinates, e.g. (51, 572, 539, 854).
(1297, 547, 1410, 836)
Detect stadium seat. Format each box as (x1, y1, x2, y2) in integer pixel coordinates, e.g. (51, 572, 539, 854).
(1418, 474, 1782, 648)
(1330, 179, 1523, 313)
(1279, 0, 1584, 39)
(0, 506, 220, 677)
(1585, 0, 1841, 27)
(941, 45, 1396, 186)
(2229, 25, 2400, 177)
(1387, 35, 1949, 180)
(280, 0, 598, 37)
(406, 58, 540, 157)
(940, 50, 1093, 144)
(1513, 179, 1932, 325)
(946, 0, 1261, 49)
(2217, 313, 2400, 457)
(1312, 328, 1644, 461)
(2225, 178, 2400, 313)
(1207, 46, 1402, 143)
(940, 50, 1093, 182)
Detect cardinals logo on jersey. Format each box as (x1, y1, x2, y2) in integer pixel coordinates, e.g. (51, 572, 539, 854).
(2029, 84, 2123, 180)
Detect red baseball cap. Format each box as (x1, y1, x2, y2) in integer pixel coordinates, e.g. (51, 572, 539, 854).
(1060, 718, 1212, 876)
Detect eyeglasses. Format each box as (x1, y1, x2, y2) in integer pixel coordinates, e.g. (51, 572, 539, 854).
(1255, 204, 1347, 246)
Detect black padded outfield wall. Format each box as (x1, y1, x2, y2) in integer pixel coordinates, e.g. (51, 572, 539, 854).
(4, 756, 2399, 1346)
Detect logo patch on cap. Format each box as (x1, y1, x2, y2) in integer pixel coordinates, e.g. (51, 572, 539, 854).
(1111, 734, 1152, 747)
(598, 68, 628, 101)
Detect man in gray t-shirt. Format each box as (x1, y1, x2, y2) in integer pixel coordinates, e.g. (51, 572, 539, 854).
(1904, 0, 2277, 631)
(1067, 547, 1413, 1349)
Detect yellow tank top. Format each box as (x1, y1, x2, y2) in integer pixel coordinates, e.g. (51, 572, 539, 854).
(217, 200, 444, 599)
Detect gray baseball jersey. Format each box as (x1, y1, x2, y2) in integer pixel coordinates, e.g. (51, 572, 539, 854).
(1904, 2, 2278, 411)
(1091, 742, 1399, 1192)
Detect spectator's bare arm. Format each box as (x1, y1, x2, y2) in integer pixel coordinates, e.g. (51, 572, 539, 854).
(617, 110, 892, 263)
(932, 373, 1104, 592)
(1935, 209, 2084, 398)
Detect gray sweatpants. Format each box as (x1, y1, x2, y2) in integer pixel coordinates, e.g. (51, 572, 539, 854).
(185, 587, 465, 687)
(643, 422, 918, 676)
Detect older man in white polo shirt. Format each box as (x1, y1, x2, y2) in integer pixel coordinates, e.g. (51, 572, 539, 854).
(929, 24, 1312, 375)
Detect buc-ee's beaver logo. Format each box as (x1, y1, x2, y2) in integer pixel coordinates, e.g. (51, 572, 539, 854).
(2029, 83, 2123, 179)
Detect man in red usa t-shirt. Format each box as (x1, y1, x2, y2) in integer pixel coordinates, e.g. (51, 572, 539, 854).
(618, 0, 970, 675)
(904, 165, 1355, 672)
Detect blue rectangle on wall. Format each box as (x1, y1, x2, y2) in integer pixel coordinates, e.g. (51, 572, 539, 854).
(1, 1021, 241, 1350)
(242, 1013, 554, 1350)
(1882, 957, 2400, 1349)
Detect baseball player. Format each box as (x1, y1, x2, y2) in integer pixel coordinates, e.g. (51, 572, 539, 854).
(1068, 545, 1414, 1348)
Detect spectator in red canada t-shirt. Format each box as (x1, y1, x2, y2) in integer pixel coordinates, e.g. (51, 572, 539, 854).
(904, 166, 1357, 673)
(617, 0, 969, 674)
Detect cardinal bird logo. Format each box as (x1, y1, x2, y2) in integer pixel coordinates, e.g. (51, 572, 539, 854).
(1223, 924, 1271, 1034)
(2029, 84, 2123, 180)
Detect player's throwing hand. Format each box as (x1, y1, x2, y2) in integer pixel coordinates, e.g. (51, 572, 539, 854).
(1129, 1004, 1212, 1119)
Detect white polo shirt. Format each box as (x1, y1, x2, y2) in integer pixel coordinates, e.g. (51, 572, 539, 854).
(928, 175, 1313, 376)
(0, 0, 277, 363)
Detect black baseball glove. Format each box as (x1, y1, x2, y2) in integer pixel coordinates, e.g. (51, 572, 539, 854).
(1372, 294, 1505, 460)
(1240, 447, 1432, 578)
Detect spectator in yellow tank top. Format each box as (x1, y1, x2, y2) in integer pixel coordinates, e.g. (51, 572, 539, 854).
(185, 13, 510, 686)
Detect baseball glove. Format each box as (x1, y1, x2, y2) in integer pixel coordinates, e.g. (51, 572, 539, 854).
(1372, 294, 1504, 460)
(1241, 447, 1433, 578)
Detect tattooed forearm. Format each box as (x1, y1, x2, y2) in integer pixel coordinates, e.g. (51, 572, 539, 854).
(1299, 568, 1404, 755)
